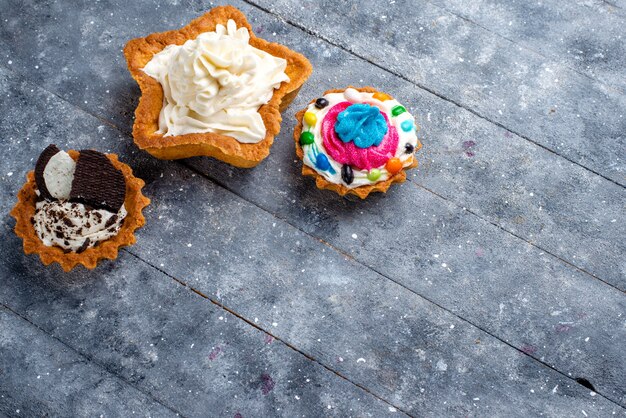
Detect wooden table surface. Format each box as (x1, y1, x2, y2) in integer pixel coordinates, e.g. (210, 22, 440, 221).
(1, 0, 624, 416)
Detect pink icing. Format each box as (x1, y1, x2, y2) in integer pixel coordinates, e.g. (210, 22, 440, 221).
(321, 101, 399, 171)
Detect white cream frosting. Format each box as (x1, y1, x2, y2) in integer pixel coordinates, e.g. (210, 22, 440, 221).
(34, 200, 127, 252)
(301, 88, 419, 188)
(142, 19, 290, 143)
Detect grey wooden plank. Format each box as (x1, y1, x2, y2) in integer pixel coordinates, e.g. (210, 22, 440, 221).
(0, 307, 177, 418)
(235, 32, 621, 292)
(0, 81, 399, 418)
(130, 163, 624, 415)
(0, 0, 624, 407)
(0, 0, 223, 134)
(589, 0, 626, 13)
(1, 57, 623, 417)
(136, 11, 626, 404)
(0, 245, 398, 418)
(427, 0, 626, 91)
(1, 0, 620, 414)
(0, 0, 622, 291)
(249, 0, 626, 186)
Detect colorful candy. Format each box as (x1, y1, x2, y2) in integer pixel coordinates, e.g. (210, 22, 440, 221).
(401, 120, 414, 132)
(300, 131, 315, 145)
(341, 164, 354, 185)
(304, 111, 317, 126)
(385, 157, 403, 174)
(367, 169, 381, 181)
(373, 92, 392, 101)
(315, 98, 329, 109)
(391, 105, 406, 117)
(315, 153, 331, 171)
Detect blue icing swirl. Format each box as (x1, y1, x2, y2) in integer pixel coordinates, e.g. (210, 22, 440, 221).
(335, 104, 388, 149)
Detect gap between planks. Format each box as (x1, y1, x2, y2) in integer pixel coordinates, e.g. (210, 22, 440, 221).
(0, 302, 186, 418)
(123, 250, 414, 418)
(421, 0, 626, 95)
(1, 41, 625, 405)
(241, 0, 626, 190)
(172, 162, 626, 409)
(411, 181, 626, 294)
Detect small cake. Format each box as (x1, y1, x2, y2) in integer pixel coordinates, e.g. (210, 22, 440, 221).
(124, 6, 312, 167)
(294, 87, 422, 198)
(10, 145, 150, 271)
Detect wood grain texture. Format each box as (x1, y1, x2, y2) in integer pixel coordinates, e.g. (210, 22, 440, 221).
(0, 307, 179, 417)
(429, 0, 626, 91)
(0, 0, 624, 416)
(1, 0, 622, 288)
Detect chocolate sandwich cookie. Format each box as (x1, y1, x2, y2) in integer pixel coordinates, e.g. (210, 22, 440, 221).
(70, 150, 126, 212)
(35, 144, 76, 201)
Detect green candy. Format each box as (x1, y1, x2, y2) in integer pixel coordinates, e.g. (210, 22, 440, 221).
(300, 131, 315, 145)
(367, 169, 381, 181)
(391, 105, 406, 117)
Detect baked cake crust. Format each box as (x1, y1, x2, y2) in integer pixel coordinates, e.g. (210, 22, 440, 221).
(294, 87, 422, 199)
(10, 151, 150, 272)
(124, 5, 313, 167)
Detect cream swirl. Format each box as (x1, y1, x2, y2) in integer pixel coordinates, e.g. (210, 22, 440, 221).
(33, 200, 127, 252)
(142, 19, 290, 143)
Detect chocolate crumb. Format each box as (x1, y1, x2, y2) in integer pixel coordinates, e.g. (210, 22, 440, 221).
(105, 215, 118, 229)
(77, 238, 90, 253)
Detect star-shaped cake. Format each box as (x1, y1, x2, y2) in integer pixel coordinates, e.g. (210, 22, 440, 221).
(124, 6, 312, 167)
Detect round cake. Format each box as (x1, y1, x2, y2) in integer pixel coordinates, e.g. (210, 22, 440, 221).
(294, 87, 421, 198)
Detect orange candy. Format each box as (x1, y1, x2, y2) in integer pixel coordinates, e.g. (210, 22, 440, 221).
(385, 157, 403, 174)
(373, 91, 393, 101)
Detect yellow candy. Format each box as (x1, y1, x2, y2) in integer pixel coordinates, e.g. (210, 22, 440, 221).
(373, 92, 393, 101)
(304, 111, 317, 127)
